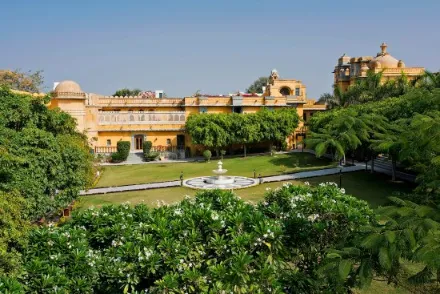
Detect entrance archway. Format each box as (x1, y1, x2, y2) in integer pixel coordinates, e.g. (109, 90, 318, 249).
(134, 135, 144, 150)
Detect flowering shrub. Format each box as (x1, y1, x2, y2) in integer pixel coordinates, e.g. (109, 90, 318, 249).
(14, 185, 373, 293)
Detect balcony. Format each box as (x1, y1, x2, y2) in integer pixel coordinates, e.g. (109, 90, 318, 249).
(98, 111, 186, 125)
(97, 98, 184, 107)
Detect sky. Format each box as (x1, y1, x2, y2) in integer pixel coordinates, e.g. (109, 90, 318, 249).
(1, 0, 439, 98)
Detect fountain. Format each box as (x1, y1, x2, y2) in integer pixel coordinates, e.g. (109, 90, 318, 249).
(183, 160, 259, 190)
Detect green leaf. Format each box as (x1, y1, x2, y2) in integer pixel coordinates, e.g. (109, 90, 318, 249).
(359, 259, 373, 287)
(361, 233, 383, 249)
(338, 259, 352, 280)
(378, 247, 392, 270)
(327, 252, 342, 259)
(385, 231, 396, 244)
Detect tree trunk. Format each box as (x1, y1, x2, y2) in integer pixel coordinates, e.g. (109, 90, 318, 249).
(215, 149, 219, 158)
(243, 144, 247, 157)
(391, 156, 397, 181)
(371, 154, 375, 174)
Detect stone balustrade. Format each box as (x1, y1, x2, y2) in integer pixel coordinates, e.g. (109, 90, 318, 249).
(98, 111, 186, 125)
(97, 98, 184, 106)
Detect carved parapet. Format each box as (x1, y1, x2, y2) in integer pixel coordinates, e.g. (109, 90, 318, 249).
(52, 92, 86, 99)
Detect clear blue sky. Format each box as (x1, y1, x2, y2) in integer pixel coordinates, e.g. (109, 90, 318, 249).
(1, 0, 439, 98)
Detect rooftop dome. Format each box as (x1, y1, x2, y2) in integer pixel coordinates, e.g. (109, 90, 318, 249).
(369, 42, 400, 69)
(54, 80, 83, 93)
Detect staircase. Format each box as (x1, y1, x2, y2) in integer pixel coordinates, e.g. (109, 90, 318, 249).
(126, 152, 145, 164)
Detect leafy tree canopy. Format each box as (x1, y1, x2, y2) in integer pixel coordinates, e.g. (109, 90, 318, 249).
(113, 88, 142, 97)
(186, 108, 299, 155)
(246, 76, 269, 93)
(0, 69, 44, 93)
(0, 87, 94, 220)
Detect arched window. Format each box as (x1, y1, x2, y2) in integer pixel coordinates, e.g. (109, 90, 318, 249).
(180, 114, 185, 121)
(140, 115, 145, 121)
(279, 87, 291, 96)
(129, 115, 134, 121)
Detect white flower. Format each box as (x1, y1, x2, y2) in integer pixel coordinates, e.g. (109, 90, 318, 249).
(174, 208, 183, 216)
(263, 234, 268, 238)
(263, 201, 269, 206)
(211, 212, 219, 221)
(48, 222, 55, 228)
(307, 214, 320, 222)
(340, 188, 346, 194)
(265, 187, 271, 191)
(47, 240, 54, 246)
(304, 181, 310, 186)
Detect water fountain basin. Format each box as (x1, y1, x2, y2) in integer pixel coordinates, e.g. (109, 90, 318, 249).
(204, 175, 235, 185)
(182, 160, 259, 190)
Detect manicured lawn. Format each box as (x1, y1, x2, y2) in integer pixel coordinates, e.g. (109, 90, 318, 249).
(79, 171, 415, 209)
(95, 152, 336, 188)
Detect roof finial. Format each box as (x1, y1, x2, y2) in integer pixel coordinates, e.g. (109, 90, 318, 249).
(380, 42, 388, 55)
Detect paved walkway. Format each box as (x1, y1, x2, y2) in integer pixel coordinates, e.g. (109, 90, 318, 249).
(81, 164, 365, 196)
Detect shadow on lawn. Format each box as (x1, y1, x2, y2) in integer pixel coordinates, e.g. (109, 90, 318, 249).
(268, 153, 333, 170)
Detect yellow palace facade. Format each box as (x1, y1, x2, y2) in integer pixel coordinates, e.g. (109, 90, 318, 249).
(334, 43, 425, 91)
(49, 69, 325, 156)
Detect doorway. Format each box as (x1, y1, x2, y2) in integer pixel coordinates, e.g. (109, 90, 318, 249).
(134, 135, 144, 150)
(177, 134, 185, 150)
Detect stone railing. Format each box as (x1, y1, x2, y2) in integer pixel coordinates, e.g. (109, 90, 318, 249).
(285, 95, 306, 104)
(380, 67, 425, 74)
(98, 111, 186, 125)
(52, 92, 86, 99)
(97, 97, 184, 106)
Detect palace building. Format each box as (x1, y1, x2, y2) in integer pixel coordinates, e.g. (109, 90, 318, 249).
(49, 70, 325, 157)
(334, 43, 425, 92)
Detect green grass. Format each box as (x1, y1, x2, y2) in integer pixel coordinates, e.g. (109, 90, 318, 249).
(95, 153, 336, 188)
(79, 171, 415, 210)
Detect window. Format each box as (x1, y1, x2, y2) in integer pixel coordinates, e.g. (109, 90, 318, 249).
(167, 138, 171, 145)
(106, 139, 111, 146)
(295, 88, 300, 96)
(303, 112, 307, 122)
(199, 106, 208, 113)
(279, 87, 291, 96)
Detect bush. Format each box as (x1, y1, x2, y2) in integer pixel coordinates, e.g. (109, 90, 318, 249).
(203, 149, 212, 161)
(111, 152, 123, 163)
(220, 149, 226, 159)
(146, 151, 160, 161)
(142, 141, 152, 158)
(116, 141, 130, 160)
(17, 185, 374, 293)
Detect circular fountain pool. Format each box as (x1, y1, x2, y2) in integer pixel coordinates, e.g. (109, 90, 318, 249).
(182, 160, 259, 190)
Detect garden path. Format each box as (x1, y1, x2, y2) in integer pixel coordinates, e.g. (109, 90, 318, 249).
(81, 164, 365, 196)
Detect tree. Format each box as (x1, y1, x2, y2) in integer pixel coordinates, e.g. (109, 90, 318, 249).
(0, 191, 29, 276)
(0, 87, 94, 220)
(0, 69, 44, 93)
(231, 114, 261, 157)
(186, 109, 299, 156)
(246, 76, 269, 93)
(113, 88, 142, 97)
(306, 110, 372, 164)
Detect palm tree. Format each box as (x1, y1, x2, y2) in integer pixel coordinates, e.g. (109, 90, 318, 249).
(370, 121, 404, 181)
(306, 111, 371, 164)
